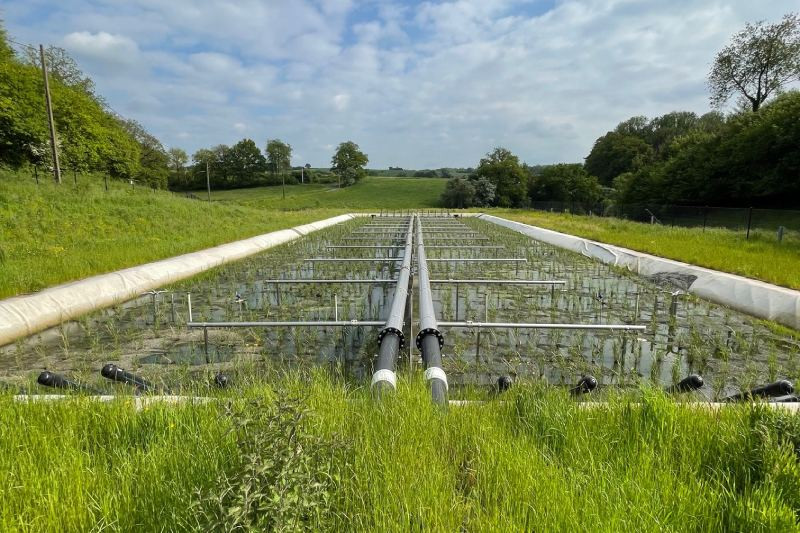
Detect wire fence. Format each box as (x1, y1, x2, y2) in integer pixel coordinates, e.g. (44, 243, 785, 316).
(529, 201, 800, 241)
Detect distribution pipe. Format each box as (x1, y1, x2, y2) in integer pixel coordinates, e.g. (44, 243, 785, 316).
(372, 217, 415, 395)
(415, 217, 448, 405)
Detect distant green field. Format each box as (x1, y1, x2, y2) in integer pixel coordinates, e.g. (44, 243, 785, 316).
(210, 176, 446, 210)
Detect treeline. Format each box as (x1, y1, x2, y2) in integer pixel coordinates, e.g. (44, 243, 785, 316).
(0, 26, 170, 188)
(367, 168, 474, 178)
(441, 91, 800, 210)
(170, 139, 369, 191)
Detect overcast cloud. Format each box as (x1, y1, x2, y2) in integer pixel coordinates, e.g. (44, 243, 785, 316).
(2, 0, 797, 167)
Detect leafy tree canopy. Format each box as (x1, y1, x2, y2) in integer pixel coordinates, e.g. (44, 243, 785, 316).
(709, 13, 800, 112)
(331, 141, 368, 187)
(474, 147, 527, 207)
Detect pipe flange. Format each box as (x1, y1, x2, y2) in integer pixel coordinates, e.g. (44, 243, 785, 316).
(415, 328, 444, 350)
(377, 327, 405, 349)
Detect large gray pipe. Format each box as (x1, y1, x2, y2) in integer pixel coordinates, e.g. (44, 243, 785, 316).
(414, 216, 448, 404)
(371, 217, 415, 395)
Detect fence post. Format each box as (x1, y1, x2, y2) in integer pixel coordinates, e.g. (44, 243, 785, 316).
(702, 206, 708, 232)
(745, 207, 753, 240)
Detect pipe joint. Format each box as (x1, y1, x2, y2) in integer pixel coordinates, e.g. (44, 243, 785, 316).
(415, 328, 444, 350)
(378, 326, 405, 349)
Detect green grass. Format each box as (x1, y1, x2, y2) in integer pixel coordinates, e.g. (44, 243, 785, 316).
(210, 176, 446, 210)
(0, 169, 342, 299)
(3, 374, 800, 531)
(491, 209, 800, 290)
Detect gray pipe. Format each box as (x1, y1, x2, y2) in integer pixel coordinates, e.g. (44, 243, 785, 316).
(372, 216, 415, 395)
(414, 216, 448, 405)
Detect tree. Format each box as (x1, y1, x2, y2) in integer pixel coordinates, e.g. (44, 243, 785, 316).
(709, 13, 800, 112)
(121, 119, 169, 188)
(584, 132, 653, 186)
(228, 138, 266, 186)
(474, 147, 527, 207)
(440, 177, 476, 208)
(265, 139, 292, 196)
(23, 45, 97, 98)
(168, 147, 188, 172)
(331, 141, 368, 188)
(529, 164, 602, 208)
(0, 20, 13, 62)
(469, 176, 496, 207)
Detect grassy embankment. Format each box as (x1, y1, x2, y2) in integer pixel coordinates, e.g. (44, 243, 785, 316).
(2, 375, 800, 532)
(492, 209, 800, 290)
(0, 171, 445, 299)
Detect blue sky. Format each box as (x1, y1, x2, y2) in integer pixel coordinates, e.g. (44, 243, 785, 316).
(2, 0, 797, 168)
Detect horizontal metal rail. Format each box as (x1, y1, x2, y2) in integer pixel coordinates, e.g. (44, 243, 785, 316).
(425, 245, 505, 249)
(427, 258, 527, 263)
(260, 279, 396, 284)
(325, 245, 402, 249)
(188, 320, 385, 328)
(437, 321, 646, 331)
(430, 279, 564, 285)
(304, 258, 403, 262)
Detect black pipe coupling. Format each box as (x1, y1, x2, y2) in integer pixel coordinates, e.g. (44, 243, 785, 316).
(377, 326, 405, 349)
(570, 375, 597, 396)
(415, 328, 444, 350)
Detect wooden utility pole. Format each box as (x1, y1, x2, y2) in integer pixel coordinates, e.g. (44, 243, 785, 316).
(40, 44, 61, 184)
(206, 160, 211, 201)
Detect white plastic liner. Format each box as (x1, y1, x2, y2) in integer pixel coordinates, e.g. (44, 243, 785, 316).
(0, 214, 354, 347)
(479, 214, 800, 330)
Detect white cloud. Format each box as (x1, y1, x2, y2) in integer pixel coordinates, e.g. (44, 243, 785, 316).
(4, 0, 798, 167)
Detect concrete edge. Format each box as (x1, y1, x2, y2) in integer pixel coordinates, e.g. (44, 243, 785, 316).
(478, 213, 800, 330)
(0, 213, 355, 347)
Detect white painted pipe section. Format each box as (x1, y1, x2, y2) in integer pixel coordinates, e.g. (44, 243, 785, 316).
(478, 214, 800, 330)
(0, 214, 354, 347)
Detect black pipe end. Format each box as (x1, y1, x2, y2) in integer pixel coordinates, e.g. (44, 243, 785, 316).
(100, 364, 119, 380)
(570, 375, 597, 396)
(496, 375, 513, 393)
(725, 380, 795, 402)
(667, 374, 704, 394)
(214, 372, 230, 388)
(37, 371, 62, 389)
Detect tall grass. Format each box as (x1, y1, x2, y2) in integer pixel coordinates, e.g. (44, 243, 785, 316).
(2, 374, 799, 531)
(493, 209, 800, 290)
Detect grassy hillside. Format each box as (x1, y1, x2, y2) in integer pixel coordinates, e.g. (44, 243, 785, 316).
(210, 176, 446, 210)
(3, 375, 800, 531)
(0, 169, 341, 299)
(492, 209, 800, 290)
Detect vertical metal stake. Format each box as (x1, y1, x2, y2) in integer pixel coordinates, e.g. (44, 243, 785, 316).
(187, 293, 193, 322)
(455, 283, 460, 320)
